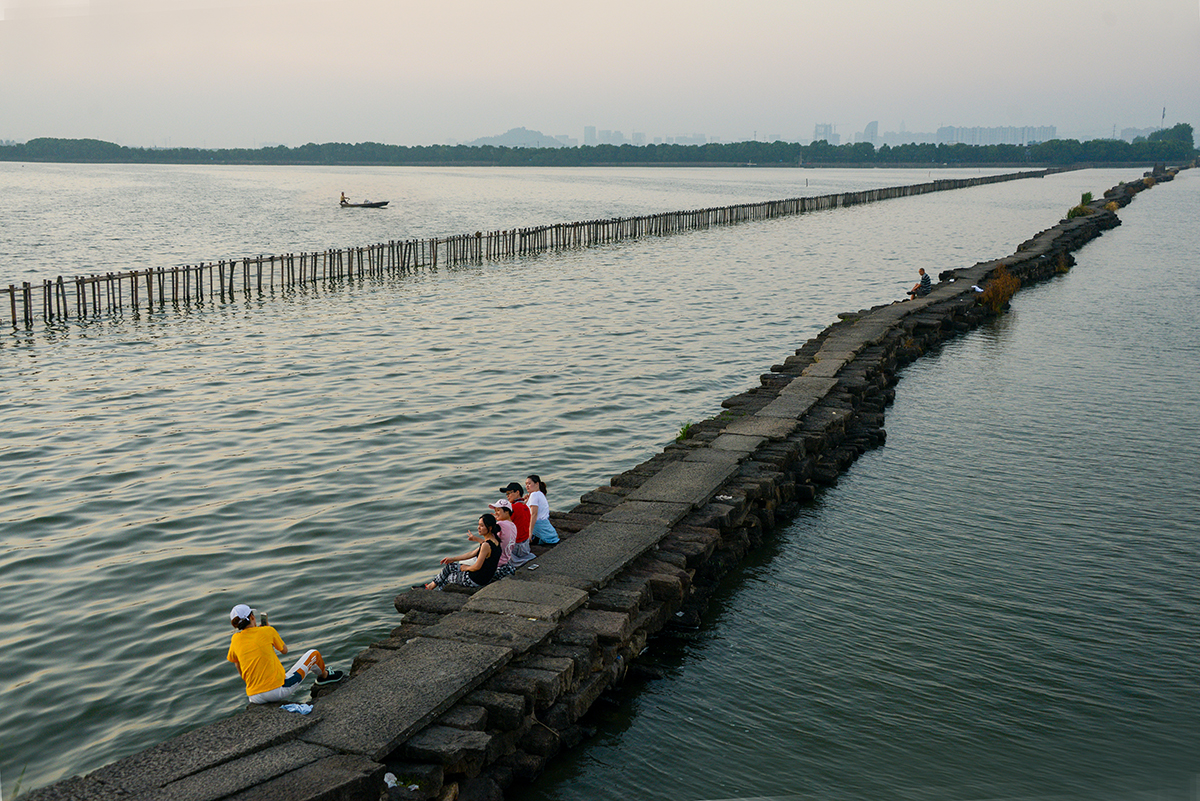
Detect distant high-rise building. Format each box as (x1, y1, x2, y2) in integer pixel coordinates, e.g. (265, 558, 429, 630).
(812, 123, 840, 145)
(632, 131, 646, 146)
(584, 126, 597, 146)
(936, 125, 1056, 145)
(863, 121, 878, 145)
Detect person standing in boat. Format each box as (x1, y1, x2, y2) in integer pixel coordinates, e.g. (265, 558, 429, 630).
(340, 192, 348, 206)
(420, 514, 502, 590)
(525, 474, 559, 546)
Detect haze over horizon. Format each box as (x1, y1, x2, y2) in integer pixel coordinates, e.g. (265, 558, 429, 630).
(2, 0, 1198, 150)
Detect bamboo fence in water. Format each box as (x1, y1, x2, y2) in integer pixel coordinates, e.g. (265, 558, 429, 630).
(5, 170, 1051, 329)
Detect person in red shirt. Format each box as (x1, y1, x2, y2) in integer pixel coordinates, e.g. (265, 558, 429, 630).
(499, 481, 531, 544)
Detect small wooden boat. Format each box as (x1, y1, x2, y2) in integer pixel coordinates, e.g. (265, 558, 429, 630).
(340, 200, 389, 208)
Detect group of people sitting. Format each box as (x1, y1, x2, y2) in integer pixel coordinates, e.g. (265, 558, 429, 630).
(417, 474, 559, 591)
(223, 475, 560, 705)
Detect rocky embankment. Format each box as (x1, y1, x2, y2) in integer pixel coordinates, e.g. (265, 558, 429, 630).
(27, 166, 1182, 801)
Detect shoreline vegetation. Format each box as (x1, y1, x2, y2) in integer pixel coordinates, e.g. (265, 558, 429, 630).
(1, 125, 1195, 167)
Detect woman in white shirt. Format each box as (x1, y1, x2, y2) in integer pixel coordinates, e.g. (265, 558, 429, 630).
(524, 474, 559, 546)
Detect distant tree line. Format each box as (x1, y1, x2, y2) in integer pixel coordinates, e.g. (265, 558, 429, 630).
(1, 124, 1194, 167)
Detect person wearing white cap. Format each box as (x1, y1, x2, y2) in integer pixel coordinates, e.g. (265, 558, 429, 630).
(489, 498, 535, 579)
(226, 604, 344, 704)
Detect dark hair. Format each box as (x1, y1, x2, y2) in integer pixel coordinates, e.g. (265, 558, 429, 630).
(231, 615, 252, 630)
(527, 474, 548, 495)
(479, 513, 500, 538)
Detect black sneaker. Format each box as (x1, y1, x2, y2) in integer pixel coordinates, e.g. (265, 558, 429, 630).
(315, 669, 345, 686)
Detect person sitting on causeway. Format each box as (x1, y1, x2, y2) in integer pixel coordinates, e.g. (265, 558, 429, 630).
(525, 474, 559, 546)
(489, 498, 536, 579)
(500, 481, 532, 548)
(419, 514, 502, 590)
(908, 267, 933, 300)
(226, 604, 344, 704)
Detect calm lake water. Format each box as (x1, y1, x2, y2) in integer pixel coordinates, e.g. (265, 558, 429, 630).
(1, 164, 1195, 799)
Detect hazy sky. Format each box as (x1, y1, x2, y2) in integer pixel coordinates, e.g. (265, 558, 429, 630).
(2, 0, 1198, 148)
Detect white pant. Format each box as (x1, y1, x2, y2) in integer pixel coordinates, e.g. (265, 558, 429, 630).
(248, 649, 321, 704)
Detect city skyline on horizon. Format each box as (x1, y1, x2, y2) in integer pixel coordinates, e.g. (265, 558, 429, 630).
(9, 118, 1186, 152)
(2, 0, 1197, 151)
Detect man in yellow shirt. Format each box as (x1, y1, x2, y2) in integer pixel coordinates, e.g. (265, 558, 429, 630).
(226, 604, 344, 704)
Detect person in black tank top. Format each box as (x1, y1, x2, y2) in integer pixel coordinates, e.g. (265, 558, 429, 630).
(422, 514, 503, 590)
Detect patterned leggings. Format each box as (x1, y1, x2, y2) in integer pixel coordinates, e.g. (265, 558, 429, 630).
(432, 562, 482, 589)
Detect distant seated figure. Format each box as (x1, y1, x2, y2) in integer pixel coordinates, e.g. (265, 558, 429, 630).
(908, 268, 932, 300)
(340, 192, 349, 205)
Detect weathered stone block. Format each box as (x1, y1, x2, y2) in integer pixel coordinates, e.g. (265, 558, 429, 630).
(518, 725, 560, 758)
(402, 726, 492, 776)
(557, 608, 632, 644)
(436, 705, 488, 731)
(224, 754, 386, 801)
(20, 777, 134, 801)
(457, 775, 503, 801)
(625, 459, 739, 508)
(585, 586, 644, 615)
(534, 643, 602, 679)
(461, 578, 588, 622)
(658, 535, 715, 569)
(722, 414, 798, 440)
(300, 638, 511, 761)
(515, 655, 575, 691)
(484, 667, 564, 711)
(578, 489, 623, 507)
(520, 521, 667, 590)
(651, 549, 687, 570)
(398, 610, 447, 627)
(351, 646, 399, 676)
(394, 591, 471, 616)
(495, 750, 544, 783)
(709, 432, 766, 453)
(630, 602, 671, 638)
(88, 705, 317, 795)
(462, 689, 527, 731)
(599, 499, 693, 528)
(141, 742, 335, 801)
(541, 667, 612, 730)
(417, 611, 556, 656)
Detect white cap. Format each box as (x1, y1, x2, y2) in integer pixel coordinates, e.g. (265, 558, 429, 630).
(488, 498, 513, 511)
(230, 603, 254, 621)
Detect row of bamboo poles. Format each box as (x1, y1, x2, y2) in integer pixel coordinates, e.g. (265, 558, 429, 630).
(5, 169, 1050, 329)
